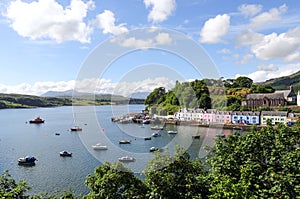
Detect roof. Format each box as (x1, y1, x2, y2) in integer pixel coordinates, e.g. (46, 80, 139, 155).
(261, 111, 287, 117)
(275, 90, 296, 98)
(232, 111, 260, 116)
(246, 93, 284, 100)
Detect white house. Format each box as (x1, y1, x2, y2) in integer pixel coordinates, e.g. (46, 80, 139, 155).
(260, 111, 287, 125)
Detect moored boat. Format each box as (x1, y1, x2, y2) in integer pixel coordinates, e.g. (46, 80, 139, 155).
(92, 143, 108, 150)
(167, 130, 177, 134)
(59, 150, 72, 157)
(151, 126, 164, 130)
(70, 126, 82, 131)
(18, 156, 37, 165)
(144, 137, 152, 140)
(118, 156, 135, 162)
(152, 132, 161, 137)
(119, 139, 131, 144)
(149, 147, 160, 152)
(29, 117, 44, 124)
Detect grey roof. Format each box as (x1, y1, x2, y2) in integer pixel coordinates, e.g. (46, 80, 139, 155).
(246, 93, 284, 100)
(275, 90, 296, 98)
(232, 111, 260, 116)
(261, 111, 287, 117)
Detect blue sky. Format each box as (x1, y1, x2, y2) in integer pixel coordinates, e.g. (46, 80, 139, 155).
(0, 0, 300, 96)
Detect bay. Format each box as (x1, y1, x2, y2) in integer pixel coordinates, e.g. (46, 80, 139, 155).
(0, 105, 233, 195)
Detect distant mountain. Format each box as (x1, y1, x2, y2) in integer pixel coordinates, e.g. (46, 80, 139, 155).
(260, 70, 300, 91)
(127, 92, 150, 100)
(41, 90, 85, 97)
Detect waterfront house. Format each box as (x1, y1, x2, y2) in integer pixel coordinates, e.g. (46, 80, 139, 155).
(174, 108, 203, 121)
(202, 109, 217, 123)
(215, 110, 232, 123)
(260, 111, 288, 125)
(231, 111, 260, 125)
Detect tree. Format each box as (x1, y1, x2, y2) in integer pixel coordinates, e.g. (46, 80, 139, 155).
(0, 170, 31, 199)
(84, 162, 148, 199)
(232, 76, 253, 88)
(144, 147, 210, 199)
(207, 123, 300, 198)
(144, 87, 166, 106)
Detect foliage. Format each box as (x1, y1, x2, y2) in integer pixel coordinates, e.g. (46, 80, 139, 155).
(262, 70, 300, 91)
(84, 162, 148, 199)
(0, 170, 31, 199)
(251, 84, 275, 93)
(207, 123, 300, 198)
(143, 146, 210, 199)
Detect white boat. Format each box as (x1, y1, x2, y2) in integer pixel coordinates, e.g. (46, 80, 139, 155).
(118, 156, 135, 162)
(18, 156, 37, 165)
(70, 126, 82, 131)
(152, 132, 161, 137)
(151, 125, 163, 130)
(167, 130, 177, 134)
(92, 143, 108, 150)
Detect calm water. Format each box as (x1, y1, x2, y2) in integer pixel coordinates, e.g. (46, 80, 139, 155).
(0, 105, 233, 195)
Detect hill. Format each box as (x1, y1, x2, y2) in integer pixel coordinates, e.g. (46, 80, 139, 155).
(261, 70, 300, 91)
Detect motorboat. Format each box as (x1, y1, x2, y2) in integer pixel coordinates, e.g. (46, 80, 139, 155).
(118, 156, 135, 162)
(149, 147, 159, 152)
(29, 117, 44, 124)
(192, 135, 200, 139)
(142, 119, 150, 124)
(144, 137, 152, 140)
(119, 139, 131, 144)
(152, 132, 161, 137)
(59, 150, 72, 157)
(70, 126, 82, 131)
(167, 130, 177, 134)
(92, 143, 108, 150)
(216, 134, 226, 138)
(18, 156, 37, 165)
(151, 126, 163, 130)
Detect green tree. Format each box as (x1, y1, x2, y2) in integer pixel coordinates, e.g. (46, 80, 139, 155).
(144, 147, 210, 199)
(232, 76, 253, 88)
(144, 87, 166, 106)
(208, 123, 300, 198)
(84, 162, 148, 199)
(0, 170, 31, 199)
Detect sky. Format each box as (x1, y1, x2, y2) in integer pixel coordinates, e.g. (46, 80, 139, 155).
(0, 0, 300, 96)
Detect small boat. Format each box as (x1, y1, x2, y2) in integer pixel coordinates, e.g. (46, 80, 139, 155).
(152, 132, 161, 137)
(70, 126, 82, 131)
(60, 151, 72, 157)
(119, 139, 131, 144)
(216, 134, 226, 138)
(144, 137, 152, 140)
(192, 135, 200, 139)
(151, 126, 163, 130)
(92, 143, 108, 150)
(29, 117, 44, 124)
(55, 133, 60, 136)
(118, 156, 135, 162)
(167, 130, 177, 134)
(18, 156, 37, 165)
(149, 147, 159, 152)
(142, 119, 150, 124)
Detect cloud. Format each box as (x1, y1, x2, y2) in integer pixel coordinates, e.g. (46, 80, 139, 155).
(238, 4, 262, 17)
(237, 63, 300, 82)
(237, 54, 254, 64)
(249, 4, 287, 30)
(200, 14, 230, 44)
(257, 63, 277, 71)
(235, 30, 264, 47)
(0, 77, 175, 97)
(217, 48, 231, 54)
(144, 0, 176, 23)
(94, 10, 128, 35)
(3, 0, 94, 43)
(118, 32, 172, 49)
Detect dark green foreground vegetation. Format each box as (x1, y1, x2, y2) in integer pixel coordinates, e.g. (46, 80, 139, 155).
(1, 121, 299, 199)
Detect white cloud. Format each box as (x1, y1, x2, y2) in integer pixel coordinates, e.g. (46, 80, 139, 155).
(144, 0, 176, 23)
(249, 4, 287, 30)
(257, 63, 277, 71)
(120, 37, 154, 49)
(155, 32, 172, 45)
(94, 10, 128, 35)
(236, 26, 300, 62)
(200, 14, 230, 44)
(217, 48, 231, 54)
(237, 54, 253, 64)
(0, 77, 175, 97)
(3, 0, 94, 43)
(238, 4, 262, 17)
(237, 63, 300, 82)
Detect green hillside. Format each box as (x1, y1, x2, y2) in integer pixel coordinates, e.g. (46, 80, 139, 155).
(261, 70, 300, 91)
